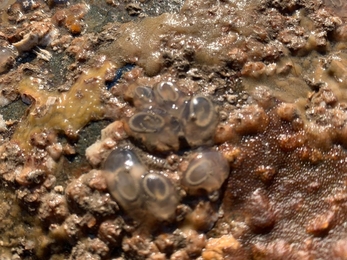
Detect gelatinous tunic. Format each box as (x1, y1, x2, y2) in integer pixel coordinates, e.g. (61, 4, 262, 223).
(124, 81, 218, 152)
(103, 148, 179, 221)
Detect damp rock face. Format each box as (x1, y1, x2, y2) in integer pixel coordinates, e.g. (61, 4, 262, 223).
(0, 47, 15, 74)
(2, 0, 347, 258)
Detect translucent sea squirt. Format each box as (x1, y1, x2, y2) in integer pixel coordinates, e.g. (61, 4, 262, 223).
(103, 149, 179, 220)
(182, 95, 218, 147)
(103, 149, 145, 213)
(142, 173, 179, 220)
(182, 150, 230, 195)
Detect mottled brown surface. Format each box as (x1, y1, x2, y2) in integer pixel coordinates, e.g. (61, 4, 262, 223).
(1, 0, 347, 259)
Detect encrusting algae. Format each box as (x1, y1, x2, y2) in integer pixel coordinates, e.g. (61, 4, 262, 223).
(12, 59, 116, 152)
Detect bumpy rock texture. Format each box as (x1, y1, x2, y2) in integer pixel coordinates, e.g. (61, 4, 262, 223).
(1, 0, 347, 259)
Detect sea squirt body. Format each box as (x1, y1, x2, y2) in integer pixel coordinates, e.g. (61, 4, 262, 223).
(142, 173, 179, 220)
(125, 81, 218, 152)
(182, 95, 218, 147)
(133, 86, 155, 109)
(103, 149, 179, 220)
(103, 149, 145, 213)
(129, 111, 166, 133)
(182, 150, 230, 195)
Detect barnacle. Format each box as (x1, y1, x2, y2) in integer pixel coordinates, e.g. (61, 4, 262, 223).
(153, 82, 185, 120)
(103, 148, 142, 173)
(143, 173, 169, 200)
(103, 149, 179, 220)
(182, 150, 230, 195)
(182, 95, 218, 147)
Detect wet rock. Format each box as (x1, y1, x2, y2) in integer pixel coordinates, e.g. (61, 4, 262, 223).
(126, 3, 142, 16)
(70, 238, 109, 259)
(276, 103, 301, 122)
(183, 201, 219, 232)
(16, 184, 48, 211)
(98, 218, 124, 246)
(154, 232, 186, 256)
(252, 240, 311, 260)
(202, 235, 245, 260)
(66, 34, 98, 62)
(122, 235, 162, 260)
(65, 170, 119, 216)
(46, 0, 69, 8)
(86, 121, 127, 167)
(170, 250, 190, 260)
(0, 47, 15, 74)
(233, 105, 269, 136)
(277, 26, 307, 51)
(184, 230, 206, 258)
(241, 62, 266, 78)
(254, 165, 277, 184)
(38, 192, 69, 223)
(0, 114, 7, 133)
(332, 238, 347, 260)
(52, 3, 89, 34)
(246, 189, 276, 233)
(15, 167, 45, 186)
(62, 214, 84, 243)
(2, 0, 347, 258)
(334, 24, 347, 41)
(306, 209, 335, 236)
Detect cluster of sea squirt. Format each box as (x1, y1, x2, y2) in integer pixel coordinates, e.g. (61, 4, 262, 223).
(102, 148, 230, 221)
(103, 148, 179, 221)
(123, 81, 218, 152)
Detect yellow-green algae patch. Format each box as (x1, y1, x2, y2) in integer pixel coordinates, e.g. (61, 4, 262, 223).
(12, 60, 116, 152)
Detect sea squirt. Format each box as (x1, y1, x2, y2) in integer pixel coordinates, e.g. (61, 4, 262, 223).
(103, 148, 179, 220)
(141, 173, 179, 220)
(129, 110, 166, 133)
(128, 107, 181, 152)
(181, 95, 218, 147)
(124, 81, 218, 152)
(103, 149, 145, 212)
(132, 86, 155, 109)
(182, 149, 230, 195)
